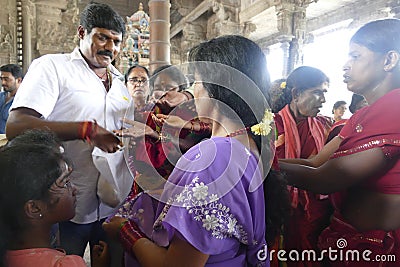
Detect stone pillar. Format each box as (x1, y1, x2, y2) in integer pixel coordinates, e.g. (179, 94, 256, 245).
(275, 0, 310, 74)
(278, 37, 292, 77)
(148, 0, 170, 73)
(0, 0, 17, 65)
(290, 5, 307, 68)
(21, 0, 33, 71)
(275, 2, 294, 75)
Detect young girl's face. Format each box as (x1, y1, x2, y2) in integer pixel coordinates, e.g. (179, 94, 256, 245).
(46, 162, 77, 222)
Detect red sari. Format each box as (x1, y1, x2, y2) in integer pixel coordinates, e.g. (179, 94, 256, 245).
(318, 89, 400, 267)
(275, 105, 333, 267)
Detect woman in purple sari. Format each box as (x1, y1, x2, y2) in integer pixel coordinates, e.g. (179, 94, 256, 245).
(103, 35, 289, 267)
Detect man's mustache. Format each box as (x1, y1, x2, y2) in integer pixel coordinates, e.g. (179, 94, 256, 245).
(97, 50, 113, 58)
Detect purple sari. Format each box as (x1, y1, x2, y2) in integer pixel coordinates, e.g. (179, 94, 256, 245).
(114, 137, 268, 266)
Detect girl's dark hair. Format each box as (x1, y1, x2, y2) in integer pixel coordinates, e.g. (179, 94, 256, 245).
(351, 18, 400, 53)
(124, 65, 149, 83)
(80, 2, 125, 36)
(278, 66, 329, 107)
(0, 132, 65, 266)
(150, 64, 188, 92)
(188, 35, 289, 245)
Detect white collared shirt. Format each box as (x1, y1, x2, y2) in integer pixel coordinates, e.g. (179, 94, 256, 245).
(11, 47, 134, 223)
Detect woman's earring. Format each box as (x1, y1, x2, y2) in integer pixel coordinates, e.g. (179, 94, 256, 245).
(39, 214, 43, 218)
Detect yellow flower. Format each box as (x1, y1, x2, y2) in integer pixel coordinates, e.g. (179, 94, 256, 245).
(250, 109, 274, 136)
(280, 81, 286, 89)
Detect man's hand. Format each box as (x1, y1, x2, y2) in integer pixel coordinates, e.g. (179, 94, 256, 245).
(91, 124, 123, 153)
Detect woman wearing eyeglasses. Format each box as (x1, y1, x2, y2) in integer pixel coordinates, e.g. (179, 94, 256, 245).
(125, 65, 150, 112)
(117, 64, 209, 189)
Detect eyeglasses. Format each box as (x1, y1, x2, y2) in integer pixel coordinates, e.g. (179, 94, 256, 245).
(128, 77, 148, 85)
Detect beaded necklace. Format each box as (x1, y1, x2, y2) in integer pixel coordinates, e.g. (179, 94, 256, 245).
(225, 126, 250, 137)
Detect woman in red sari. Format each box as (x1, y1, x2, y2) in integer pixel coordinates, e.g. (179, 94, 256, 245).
(280, 19, 400, 267)
(274, 66, 333, 267)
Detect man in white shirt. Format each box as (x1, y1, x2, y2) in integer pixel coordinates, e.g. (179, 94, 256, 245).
(6, 2, 132, 258)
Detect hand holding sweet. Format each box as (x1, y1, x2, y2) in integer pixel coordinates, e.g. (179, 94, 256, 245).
(92, 124, 123, 153)
(79, 121, 122, 152)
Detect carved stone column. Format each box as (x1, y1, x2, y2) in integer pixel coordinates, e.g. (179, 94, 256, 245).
(278, 36, 292, 77)
(290, 5, 307, 68)
(275, 0, 313, 73)
(207, 0, 241, 39)
(149, 0, 170, 73)
(275, 2, 295, 74)
(0, 0, 17, 65)
(170, 37, 181, 65)
(21, 0, 34, 71)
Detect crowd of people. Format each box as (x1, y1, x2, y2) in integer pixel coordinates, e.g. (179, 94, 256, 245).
(1, 2, 400, 267)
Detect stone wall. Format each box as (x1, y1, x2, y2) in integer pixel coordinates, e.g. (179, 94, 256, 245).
(2, 0, 400, 73)
(0, 0, 79, 72)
